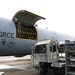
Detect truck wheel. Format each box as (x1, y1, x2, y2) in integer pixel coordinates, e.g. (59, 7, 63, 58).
(39, 68, 48, 74)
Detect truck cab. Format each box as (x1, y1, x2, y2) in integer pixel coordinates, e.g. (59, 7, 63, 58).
(31, 39, 65, 74)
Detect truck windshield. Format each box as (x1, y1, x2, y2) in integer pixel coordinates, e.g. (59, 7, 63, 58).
(34, 44, 46, 53)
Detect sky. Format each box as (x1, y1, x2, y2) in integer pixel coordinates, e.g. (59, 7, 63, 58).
(0, 0, 75, 36)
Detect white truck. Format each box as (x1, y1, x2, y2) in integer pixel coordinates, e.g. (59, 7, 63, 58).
(31, 39, 65, 74)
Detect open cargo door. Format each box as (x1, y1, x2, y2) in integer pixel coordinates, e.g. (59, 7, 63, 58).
(12, 10, 45, 40)
(12, 10, 45, 26)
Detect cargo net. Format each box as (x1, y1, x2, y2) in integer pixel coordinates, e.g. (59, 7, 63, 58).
(15, 22, 37, 40)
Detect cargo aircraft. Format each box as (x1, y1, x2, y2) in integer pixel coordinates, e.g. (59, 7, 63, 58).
(0, 10, 74, 57)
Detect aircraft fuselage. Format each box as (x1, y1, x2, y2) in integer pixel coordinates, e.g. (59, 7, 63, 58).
(0, 10, 74, 56)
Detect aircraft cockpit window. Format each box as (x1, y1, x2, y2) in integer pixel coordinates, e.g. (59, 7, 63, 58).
(15, 22, 37, 40)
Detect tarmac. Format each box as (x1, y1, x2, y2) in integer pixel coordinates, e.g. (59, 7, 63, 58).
(0, 56, 56, 75)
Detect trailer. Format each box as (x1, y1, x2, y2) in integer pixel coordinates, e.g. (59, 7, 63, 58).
(65, 40, 75, 75)
(31, 39, 65, 74)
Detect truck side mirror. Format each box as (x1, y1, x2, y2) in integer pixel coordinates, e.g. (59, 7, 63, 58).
(31, 46, 34, 55)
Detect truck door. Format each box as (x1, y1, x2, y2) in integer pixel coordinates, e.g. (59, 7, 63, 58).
(50, 42, 59, 67)
(33, 44, 47, 66)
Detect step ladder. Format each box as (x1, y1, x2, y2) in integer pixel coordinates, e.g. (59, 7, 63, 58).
(51, 37, 59, 67)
